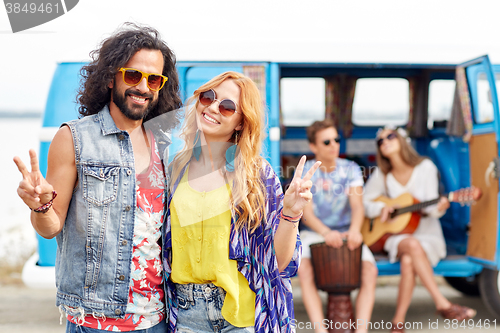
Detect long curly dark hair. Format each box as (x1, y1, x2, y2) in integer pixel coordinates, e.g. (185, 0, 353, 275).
(77, 22, 182, 122)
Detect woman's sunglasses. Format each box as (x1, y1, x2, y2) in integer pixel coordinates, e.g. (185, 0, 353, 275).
(198, 89, 238, 117)
(118, 68, 168, 92)
(323, 137, 341, 146)
(376, 132, 397, 147)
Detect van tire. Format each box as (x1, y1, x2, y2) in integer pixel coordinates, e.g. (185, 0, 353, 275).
(444, 276, 480, 296)
(479, 268, 500, 318)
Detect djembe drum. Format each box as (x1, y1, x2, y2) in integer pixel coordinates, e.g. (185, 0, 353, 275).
(310, 241, 362, 333)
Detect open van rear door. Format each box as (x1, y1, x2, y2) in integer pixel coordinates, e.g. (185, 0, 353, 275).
(176, 63, 280, 171)
(459, 55, 500, 269)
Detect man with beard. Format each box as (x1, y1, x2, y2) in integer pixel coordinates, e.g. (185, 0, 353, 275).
(14, 23, 182, 332)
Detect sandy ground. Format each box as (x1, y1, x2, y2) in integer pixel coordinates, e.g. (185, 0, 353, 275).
(1, 268, 499, 333)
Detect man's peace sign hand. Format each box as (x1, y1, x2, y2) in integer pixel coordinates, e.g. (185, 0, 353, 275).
(14, 149, 54, 210)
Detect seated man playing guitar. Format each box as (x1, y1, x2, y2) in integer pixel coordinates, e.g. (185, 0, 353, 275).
(298, 119, 378, 333)
(363, 127, 476, 333)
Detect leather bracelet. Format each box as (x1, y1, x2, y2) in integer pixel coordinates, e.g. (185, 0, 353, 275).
(32, 190, 57, 214)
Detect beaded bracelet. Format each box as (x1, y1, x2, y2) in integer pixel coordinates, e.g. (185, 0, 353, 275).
(279, 210, 303, 223)
(32, 190, 57, 214)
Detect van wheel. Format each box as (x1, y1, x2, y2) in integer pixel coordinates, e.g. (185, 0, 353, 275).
(479, 268, 500, 318)
(444, 276, 480, 296)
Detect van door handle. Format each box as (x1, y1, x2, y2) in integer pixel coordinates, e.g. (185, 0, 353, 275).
(485, 158, 499, 187)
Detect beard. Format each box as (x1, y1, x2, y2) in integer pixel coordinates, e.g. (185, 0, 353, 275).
(112, 86, 159, 121)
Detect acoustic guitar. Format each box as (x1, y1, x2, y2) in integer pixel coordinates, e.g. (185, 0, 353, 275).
(361, 187, 482, 253)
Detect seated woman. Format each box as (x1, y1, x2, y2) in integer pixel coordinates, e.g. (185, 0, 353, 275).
(363, 127, 476, 333)
(163, 71, 320, 333)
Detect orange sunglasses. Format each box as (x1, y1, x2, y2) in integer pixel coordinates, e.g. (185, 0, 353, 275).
(118, 68, 168, 91)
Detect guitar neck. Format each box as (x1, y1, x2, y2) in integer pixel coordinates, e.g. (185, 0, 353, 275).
(388, 187, 480, 218)
(392, 197, 442, 217)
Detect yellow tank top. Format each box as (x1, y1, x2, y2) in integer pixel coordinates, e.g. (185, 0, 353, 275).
(170, 168, 255, 327)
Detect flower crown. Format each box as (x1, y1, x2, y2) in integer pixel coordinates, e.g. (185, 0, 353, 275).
(376, 126, 411, 143)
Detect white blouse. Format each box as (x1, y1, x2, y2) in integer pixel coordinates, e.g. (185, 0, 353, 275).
(363, 159, 447, 266)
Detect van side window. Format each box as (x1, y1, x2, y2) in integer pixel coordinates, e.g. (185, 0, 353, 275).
(497, 72, 500, 112)
(280, 78, 325, 126)
(475, 72, 495, 123)
(428, 79, 455, 129)
(352, 78, 409, 126)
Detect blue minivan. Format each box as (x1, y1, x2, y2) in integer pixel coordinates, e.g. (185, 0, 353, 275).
(27, 55, 500, 317)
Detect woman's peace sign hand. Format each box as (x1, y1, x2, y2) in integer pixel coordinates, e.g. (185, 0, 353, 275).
(283, 155, 321, 216)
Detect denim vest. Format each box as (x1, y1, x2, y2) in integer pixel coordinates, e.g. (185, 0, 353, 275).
(56, 106, 169, 318)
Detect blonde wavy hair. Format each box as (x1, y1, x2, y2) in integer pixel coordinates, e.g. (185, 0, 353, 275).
(170, 71, 267, 232)
(376, 128, 425, 175)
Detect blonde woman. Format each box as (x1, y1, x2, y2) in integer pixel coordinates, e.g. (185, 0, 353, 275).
(363, 128, 476, 333)
(163, 71, 320, 333)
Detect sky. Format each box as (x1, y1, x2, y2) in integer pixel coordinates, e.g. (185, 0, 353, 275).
(1, 0, 500, 113)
